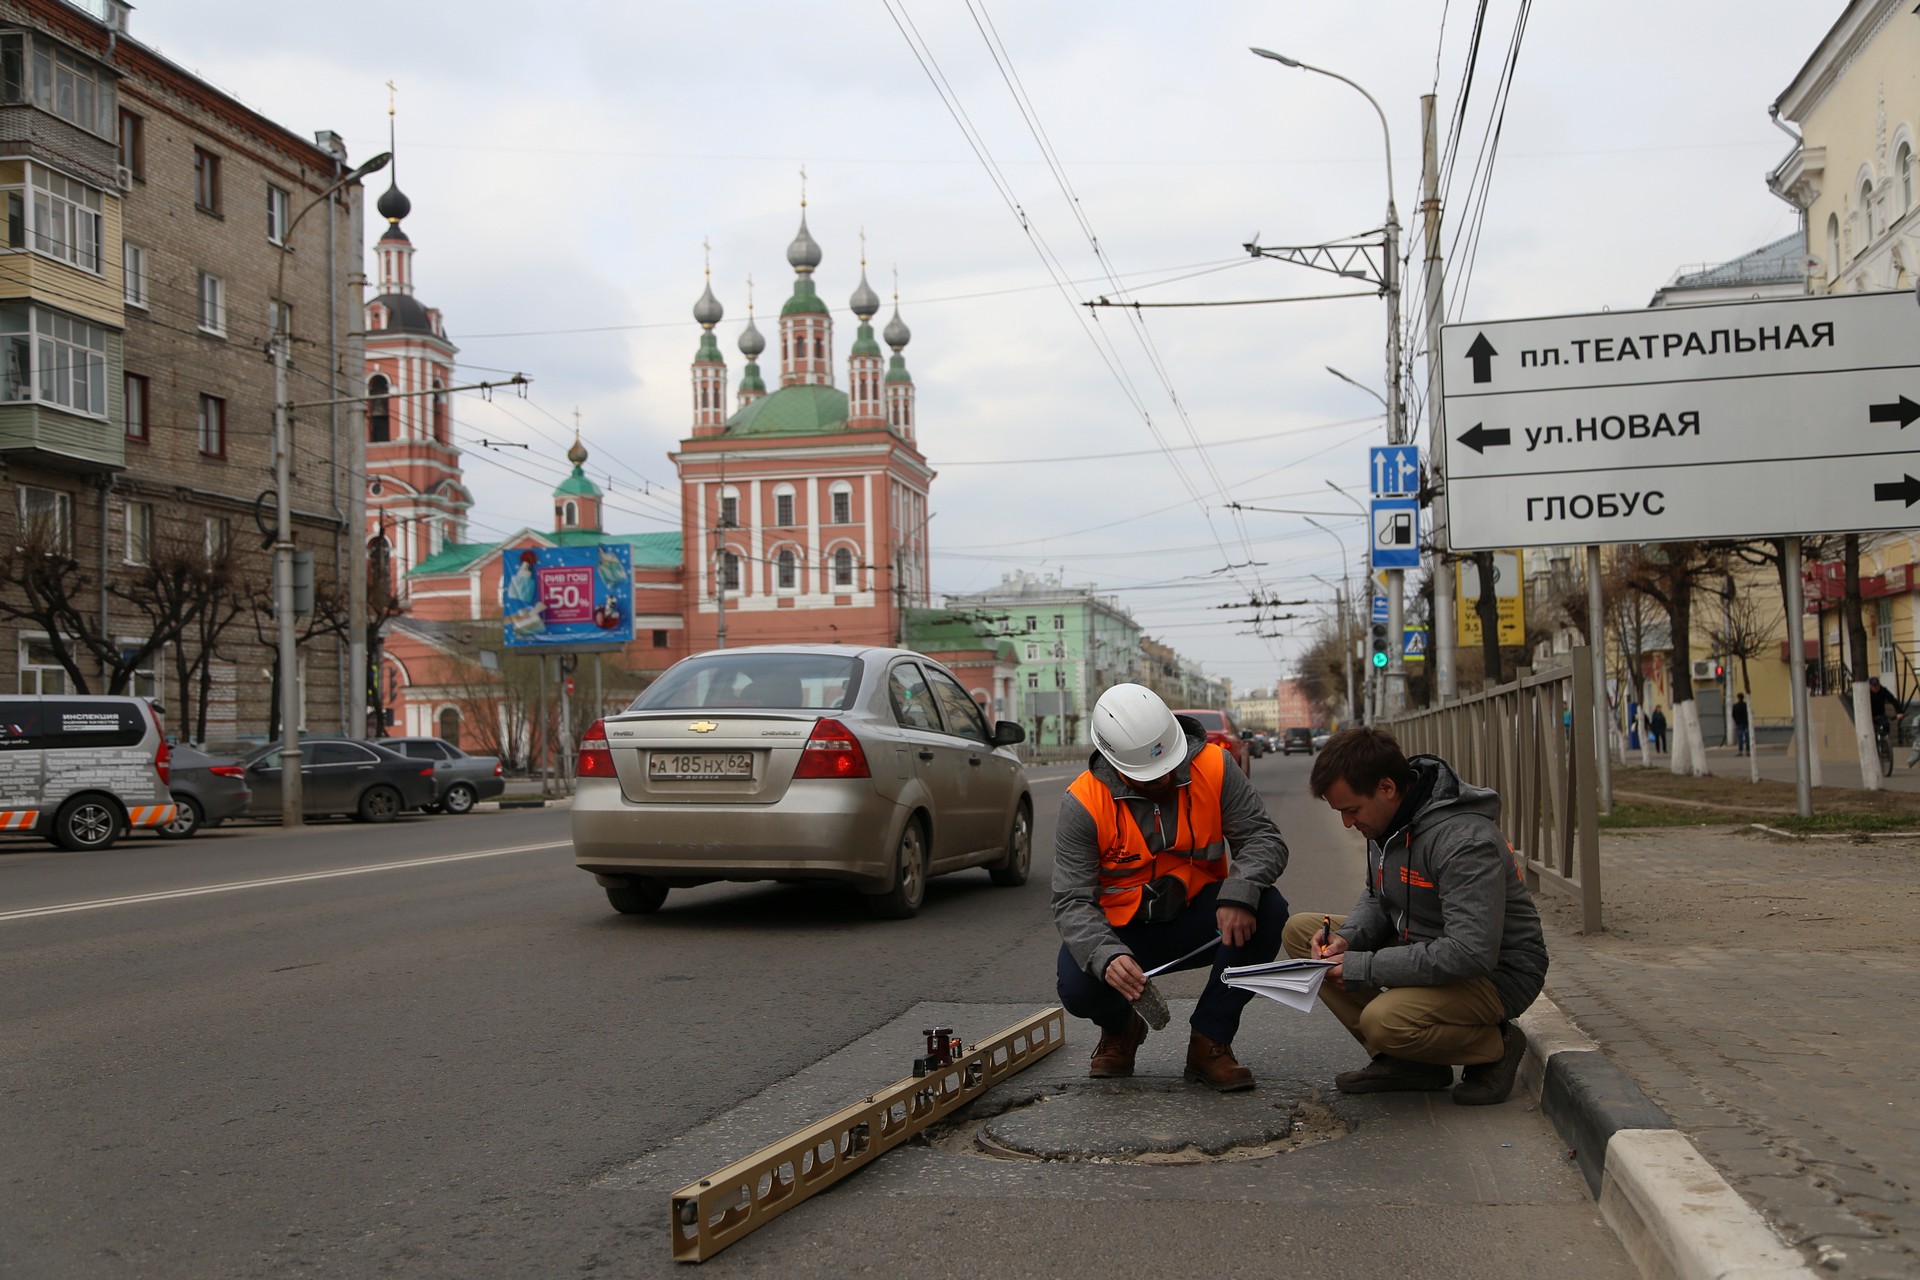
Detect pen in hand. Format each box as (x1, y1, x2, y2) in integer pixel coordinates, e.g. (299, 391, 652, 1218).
(1317, 914, 1331, 956)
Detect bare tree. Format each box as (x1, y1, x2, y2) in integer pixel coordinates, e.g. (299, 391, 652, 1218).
(1619, 541, 1728, 775)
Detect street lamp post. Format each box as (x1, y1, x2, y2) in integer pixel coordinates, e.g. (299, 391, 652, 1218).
(272, 151, 391, 828)
(1310, 572, 1357, 727)
(1306, 516, 1362, 722)
(1253, 48, 1406, 715)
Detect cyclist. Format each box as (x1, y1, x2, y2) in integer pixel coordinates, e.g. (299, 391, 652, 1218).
(1868, 677, 1903, 764)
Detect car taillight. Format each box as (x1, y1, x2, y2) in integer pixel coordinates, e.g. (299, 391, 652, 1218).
(419, 767, 434, 777)
(209, 765, 245, 778)
(146, 701, 170, 786)
(492, 760, 503, 777)
(577, 719, 616, 777)
(793, 718, 870, 779)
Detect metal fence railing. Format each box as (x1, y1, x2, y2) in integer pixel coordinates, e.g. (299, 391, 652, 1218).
(1389, 647, 1602, 934)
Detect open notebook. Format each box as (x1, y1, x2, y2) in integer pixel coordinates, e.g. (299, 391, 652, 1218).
(1221, 958, 1338, 1012)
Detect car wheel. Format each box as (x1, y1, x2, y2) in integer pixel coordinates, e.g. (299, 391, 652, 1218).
(606, 879, 669, 915)
(53, 794, 121, 852)
(358, 785, 403, 824)
(868, 817, 928, 919)
(156, 796, 202, 840)
(442, 783, 478, 815)
(988, 800, 1032, 887)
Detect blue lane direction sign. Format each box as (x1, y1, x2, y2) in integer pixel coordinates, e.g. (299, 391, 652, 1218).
(1370, 498, 1420, 570)
(1371, 594, 1389, 624)
(1370, 445, 1420, 497)
(1403, 628, 1428, 661)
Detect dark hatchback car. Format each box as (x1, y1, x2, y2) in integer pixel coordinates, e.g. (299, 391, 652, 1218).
(156, 744, 252, 839)
(1282, 727, 1315, 755)
(382, 736, 506, 814)
(237, 738, 437, 823)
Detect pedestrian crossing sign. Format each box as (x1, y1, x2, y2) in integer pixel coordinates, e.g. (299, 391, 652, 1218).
(1403, 628, 1428, 661)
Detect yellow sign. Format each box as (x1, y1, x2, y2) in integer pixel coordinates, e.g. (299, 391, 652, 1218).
(1456, 550, 1525, 647)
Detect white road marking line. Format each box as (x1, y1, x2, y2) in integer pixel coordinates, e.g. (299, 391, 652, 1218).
(0, 840, 571, 922)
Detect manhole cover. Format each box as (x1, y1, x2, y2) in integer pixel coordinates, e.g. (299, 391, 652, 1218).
(930, 1081, 1351, 1165)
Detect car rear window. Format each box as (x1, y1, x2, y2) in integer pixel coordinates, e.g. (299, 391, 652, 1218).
(1184, 711, 1225, 732)
(0, 699, 146, 750)
(633, 654, 860, 711)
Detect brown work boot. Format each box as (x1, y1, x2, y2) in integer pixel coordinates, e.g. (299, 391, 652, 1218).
(1088, 1013, 1149, 1078)
(1453, 1023, 1528, 1107)
(1334, 1054, 1453, 1094)
(1184, 1030, 1255, 1092)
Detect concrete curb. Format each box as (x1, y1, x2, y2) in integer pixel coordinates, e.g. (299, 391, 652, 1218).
(1515, 997, 1818, 1280)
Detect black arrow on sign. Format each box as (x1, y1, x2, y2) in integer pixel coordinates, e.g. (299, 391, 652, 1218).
(1874, 475, 1920, 507)
(1868, 396, 1920, 428)
(1456, 423, 1511, 455)
(1465, 332, 1497, 383)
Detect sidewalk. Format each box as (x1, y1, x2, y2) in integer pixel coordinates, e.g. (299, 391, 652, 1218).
(1536, 822, 1920, 1276)
(1627, 741, 1920, 795)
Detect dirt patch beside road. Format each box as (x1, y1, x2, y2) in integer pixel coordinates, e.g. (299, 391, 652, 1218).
(1606, 763, 1920, 833)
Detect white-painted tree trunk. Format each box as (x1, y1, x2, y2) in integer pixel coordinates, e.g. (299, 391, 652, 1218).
(1747, 682, 1761, 786)
(1670, 699, 1710, 776)
(1638, 705, 1654, 768)
(1853, 680, 1882, 792)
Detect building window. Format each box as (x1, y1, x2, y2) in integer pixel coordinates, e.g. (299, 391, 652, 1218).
(205, 516, 230, 562)
(431, 379, 447, 443)
(1025, 644, 1036, 660)
(198, 394, 226, 458)
(193, 147, 222, 214)
(833, 547, 854, 587)
(267, 184, 290, 245)
(0, 304, 106, 415)
(1879, 599, 1896, 677)
(18, 637, 71, 694)
(124, 500, 151, 565)
(562, 501, 577, 527)
(1025, 615, 1037, 633)
(117, 107, 143, 180)
(367, 374, 390, 442)
(1026, 671, 1039, 690)
(124, 372, 148, 441)
(777, 548, 797, 590)
(1055, 668, 1068, 689)
(19, 167, 103, 273)
(123, 241, 147, 307)
(1862, 180, 1876, 242)
(17, 485, 71, 552)
(653, 629, 669, 648)
(1053, 614, 1064, 630)
(774, 489, 795, 527)
(0, 37, 114, 136)
(1827, 213, 1841, 278)
(197, 272, 225, 335)
(720, 551, 741, 592)
(719, 495, 738, 528)
(831, 487, 851, 524)
(1900, 142, 1914, 217)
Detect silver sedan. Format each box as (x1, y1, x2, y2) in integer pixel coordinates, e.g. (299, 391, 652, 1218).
(571, 645, 1033, 919)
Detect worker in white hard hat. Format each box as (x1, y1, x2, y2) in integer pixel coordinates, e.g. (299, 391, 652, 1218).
(1053, 683, 1291, 1091)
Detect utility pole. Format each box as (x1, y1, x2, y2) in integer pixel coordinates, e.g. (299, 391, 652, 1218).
(271, 331, 302, 826)
(1422, 93, 1456, 704)
(1382, 143, 1407, 720)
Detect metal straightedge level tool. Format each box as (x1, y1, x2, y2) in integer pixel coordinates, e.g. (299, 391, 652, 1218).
(668, 1006, 1065, 1263)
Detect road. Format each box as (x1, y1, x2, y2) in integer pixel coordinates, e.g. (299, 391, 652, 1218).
(1, 756, 1627, 1278)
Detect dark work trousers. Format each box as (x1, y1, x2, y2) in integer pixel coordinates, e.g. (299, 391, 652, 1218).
(1056, 879, 1290, 1045)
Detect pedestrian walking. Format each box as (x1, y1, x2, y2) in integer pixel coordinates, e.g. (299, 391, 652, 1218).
(1284, 726, 1548, 1106)
(1731, 693, 1750, 756)
(1052, 684, 1291, 1092)
(1648, 706, 1668, 753)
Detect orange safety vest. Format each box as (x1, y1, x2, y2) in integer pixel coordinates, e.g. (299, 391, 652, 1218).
(1070, 744, 1229, 927)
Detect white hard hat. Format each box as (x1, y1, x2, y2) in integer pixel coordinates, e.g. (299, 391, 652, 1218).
(1090, 683, 1185, 782)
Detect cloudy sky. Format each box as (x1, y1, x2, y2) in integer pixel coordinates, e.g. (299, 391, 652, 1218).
(133, 1, 1841, 689)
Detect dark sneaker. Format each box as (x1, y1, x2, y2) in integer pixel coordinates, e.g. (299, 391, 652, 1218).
(1183, 1030, 1255, 1092)
(1453, 1023, 1528, 1106)
(1334, 1054, 1453, 1094)
(1088, 1013, 1149, 1078)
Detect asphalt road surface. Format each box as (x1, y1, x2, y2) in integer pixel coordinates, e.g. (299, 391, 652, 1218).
(1, 755, 1627, 1278)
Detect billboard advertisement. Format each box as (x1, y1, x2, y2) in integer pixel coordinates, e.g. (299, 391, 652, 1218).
(501, 544, 634, 647)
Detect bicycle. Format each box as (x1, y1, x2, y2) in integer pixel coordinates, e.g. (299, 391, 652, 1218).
(1873, 715, 1900, 778)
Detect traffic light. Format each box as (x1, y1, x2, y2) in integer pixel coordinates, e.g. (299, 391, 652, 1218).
(1370, 622, 1389, 669)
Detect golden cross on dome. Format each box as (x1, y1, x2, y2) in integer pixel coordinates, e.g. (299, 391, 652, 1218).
(702, 236, 711, 279)
(746, 273, 755, 314)
(799, 164, 807, 208)
(386, 80, 396, 116)
(859, 227, 867, 267)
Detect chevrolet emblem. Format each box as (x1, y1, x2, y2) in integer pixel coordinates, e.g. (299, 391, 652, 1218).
(688, 720, 719, 734)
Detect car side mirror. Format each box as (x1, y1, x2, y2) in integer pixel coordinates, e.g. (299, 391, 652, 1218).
(991, 721, 1026, 747)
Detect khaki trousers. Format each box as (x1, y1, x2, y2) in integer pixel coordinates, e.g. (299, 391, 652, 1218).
(1282, 912, 1505, 1066)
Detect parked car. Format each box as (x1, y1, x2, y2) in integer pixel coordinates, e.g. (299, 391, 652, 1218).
(1282, 727, 1314, 755)
(1170, 708, 1249, 773)
(0, 695, 176, 851)
(571, 645, 1033, 919)
(236, 738, 437, 823)
(382, 737, 505, 814)
(156, 745, 252, 839)
(1312, 730, 1331, 753)
(1241, 729, 1267, 759)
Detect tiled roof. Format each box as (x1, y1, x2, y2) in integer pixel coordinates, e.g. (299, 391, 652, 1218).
(1664, 233, 1806, 290)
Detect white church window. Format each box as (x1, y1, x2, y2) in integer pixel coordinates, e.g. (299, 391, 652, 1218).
(833, 547, 853, 588)
(830, 483, 852, 525)
(777, 549, 797, 590)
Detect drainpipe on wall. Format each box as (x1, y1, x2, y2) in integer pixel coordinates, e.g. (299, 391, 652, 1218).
(98, 477, 110, 686)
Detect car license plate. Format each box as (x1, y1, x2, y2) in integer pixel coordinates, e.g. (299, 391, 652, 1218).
(648, 751, 753, 780)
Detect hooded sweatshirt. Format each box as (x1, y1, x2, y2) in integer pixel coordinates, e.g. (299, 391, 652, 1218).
(1052, 716, 1290, 980)
(1337, 754, 1548, 1019)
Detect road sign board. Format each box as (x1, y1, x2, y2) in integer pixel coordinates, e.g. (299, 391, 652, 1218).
(1438, 290, 1920, 548)
(1371, 594, 1389, 624)
(1456, 549, 1526, 646)
(1370, 498, 1420, 570)
(1369, 445, 1420, 497)
(1403, 628, 1428, 660)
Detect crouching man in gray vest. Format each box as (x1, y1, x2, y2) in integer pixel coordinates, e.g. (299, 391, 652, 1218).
(1284, 726, 1548, 1106)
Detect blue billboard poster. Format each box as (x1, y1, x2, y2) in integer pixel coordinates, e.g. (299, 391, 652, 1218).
(501, 543, 634, 647)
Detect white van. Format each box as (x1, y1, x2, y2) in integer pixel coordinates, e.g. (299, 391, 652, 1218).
(0, 695, 175, 851)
